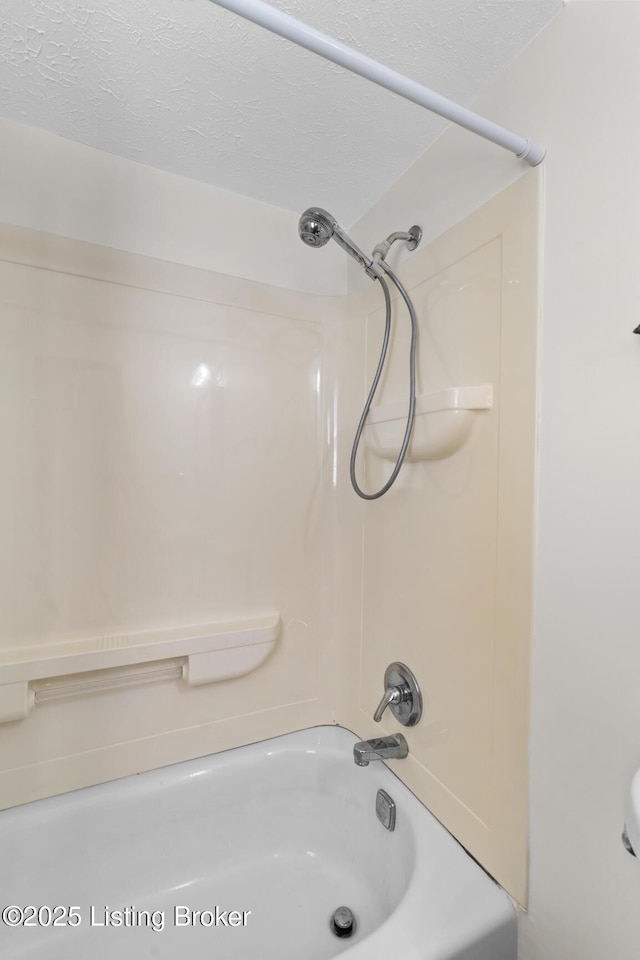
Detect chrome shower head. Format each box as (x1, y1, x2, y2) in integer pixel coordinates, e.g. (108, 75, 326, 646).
(298, 208, 336, 248)
(298, 207, 381, 278)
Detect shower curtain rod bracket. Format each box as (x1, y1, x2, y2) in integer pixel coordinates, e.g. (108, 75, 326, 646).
(516, 140, 546, 166)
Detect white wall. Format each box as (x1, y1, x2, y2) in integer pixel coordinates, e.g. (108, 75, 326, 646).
(0, 116, 346, 296)
(354, 2, 640, 956)
(519, 5, 640, 956)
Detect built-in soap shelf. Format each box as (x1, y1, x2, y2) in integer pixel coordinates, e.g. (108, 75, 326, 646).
(364, 384, 493, 462)
(0, 613, 280, 723)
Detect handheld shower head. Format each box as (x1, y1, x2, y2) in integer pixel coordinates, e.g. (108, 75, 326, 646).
(298, 207, 381, 279)
(298, 208, 336, 248)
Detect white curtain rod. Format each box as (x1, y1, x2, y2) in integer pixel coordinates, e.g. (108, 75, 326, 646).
(207, 0, 545, 166)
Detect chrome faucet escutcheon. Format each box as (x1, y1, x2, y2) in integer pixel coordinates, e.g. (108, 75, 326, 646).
(373, 662, 423, 727)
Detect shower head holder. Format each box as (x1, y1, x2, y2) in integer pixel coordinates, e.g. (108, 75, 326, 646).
(372, 225, 422, 264)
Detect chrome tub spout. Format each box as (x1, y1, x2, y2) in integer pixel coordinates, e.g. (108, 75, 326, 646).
(353, 734, 409, 767)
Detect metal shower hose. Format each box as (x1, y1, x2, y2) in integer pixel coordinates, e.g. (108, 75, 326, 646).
(349, 263, 417, 500)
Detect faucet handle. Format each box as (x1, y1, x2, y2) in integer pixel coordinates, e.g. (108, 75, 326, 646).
(373, 685, 402, 722)
(373, 662, 423, 727)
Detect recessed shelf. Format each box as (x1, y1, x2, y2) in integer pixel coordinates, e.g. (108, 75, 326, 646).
(0, 613, 280, 723)
(364, 385, 493, 462)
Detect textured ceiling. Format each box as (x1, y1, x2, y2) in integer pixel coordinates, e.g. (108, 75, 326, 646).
(0, 0, 562, 225)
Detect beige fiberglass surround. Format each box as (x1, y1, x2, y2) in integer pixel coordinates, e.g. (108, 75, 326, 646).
(0, 172, 538, 905)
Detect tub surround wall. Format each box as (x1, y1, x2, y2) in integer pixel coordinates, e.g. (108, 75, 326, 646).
(335, 174, 538, 906)
(0, 180, 537, 906)
(0, 223, 341, 808)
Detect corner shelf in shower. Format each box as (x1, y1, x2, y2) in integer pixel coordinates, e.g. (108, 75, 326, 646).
(0, 613, 280, 723)
(364, 384, 493, 462)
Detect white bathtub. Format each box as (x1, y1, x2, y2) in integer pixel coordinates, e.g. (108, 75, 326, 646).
(0, 725, 516, 960)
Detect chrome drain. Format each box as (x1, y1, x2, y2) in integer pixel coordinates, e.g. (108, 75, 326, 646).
(330, 906, 356, 938)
